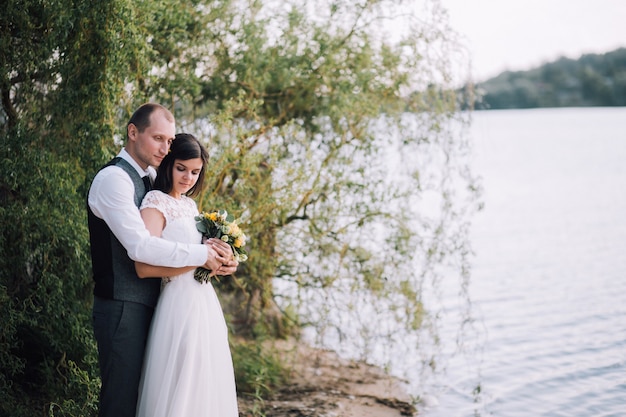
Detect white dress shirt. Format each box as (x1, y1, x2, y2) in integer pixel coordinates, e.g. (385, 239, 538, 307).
(88, 148, 207, 267)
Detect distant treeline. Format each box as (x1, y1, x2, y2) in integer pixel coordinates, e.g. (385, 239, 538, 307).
(468, 48, 626, 109)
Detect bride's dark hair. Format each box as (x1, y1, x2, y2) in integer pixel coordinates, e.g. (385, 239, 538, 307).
(154, 133, 209, 198)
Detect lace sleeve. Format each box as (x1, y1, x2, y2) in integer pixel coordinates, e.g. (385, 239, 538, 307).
(141, 190, 166, 212)
(140, 191, 173, 224)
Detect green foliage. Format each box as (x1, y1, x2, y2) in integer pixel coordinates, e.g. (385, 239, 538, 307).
(231, 340, 288, 398)
(474, 48, 626, 109)
(0, 128, 99, 416)
(1, 0, 158, 414)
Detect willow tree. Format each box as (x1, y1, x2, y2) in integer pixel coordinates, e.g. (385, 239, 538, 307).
(169, 0, 479, 388)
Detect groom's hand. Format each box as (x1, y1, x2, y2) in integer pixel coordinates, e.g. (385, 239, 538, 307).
(206, 238, 234, 262)
(205, 238, 238, 276)
(203, 245, 223, 273)
(215, 259, 239, 276)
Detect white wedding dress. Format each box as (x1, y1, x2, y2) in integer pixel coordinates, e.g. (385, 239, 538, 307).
(136, 191, 238, 417)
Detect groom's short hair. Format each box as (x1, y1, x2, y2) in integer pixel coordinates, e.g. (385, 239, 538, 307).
(126, 103, 175, 140)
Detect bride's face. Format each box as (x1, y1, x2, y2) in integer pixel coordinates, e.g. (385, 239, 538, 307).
(170, 158, 203, 198)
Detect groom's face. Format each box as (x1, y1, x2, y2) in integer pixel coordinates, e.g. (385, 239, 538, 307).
(128, 109, 176, 169)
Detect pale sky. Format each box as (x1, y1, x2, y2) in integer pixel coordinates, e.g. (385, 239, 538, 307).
(441, 0, 626, 81)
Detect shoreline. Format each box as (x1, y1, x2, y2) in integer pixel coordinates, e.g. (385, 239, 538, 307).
(237, 339, 417, 417)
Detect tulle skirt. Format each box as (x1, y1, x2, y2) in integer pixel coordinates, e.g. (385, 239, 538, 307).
(136, 273, 238, 417)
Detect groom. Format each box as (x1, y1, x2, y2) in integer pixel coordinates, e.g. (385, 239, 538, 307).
(87, 103, 237, 417)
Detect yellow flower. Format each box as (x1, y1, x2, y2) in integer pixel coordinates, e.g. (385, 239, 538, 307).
(230, 224, 241, 237)
(208, 212, 218, 221)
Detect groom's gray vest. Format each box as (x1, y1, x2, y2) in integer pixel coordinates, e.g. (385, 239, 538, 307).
(88, 157, 161, 308)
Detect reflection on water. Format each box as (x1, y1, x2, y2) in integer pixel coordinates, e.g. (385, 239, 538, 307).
(422, 108, 626, 417)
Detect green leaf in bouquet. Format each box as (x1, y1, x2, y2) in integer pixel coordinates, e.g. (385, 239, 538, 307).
(196, 221, 209, 235)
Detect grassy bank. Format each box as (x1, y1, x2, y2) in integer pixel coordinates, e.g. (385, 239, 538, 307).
(235, 338, 416, 417)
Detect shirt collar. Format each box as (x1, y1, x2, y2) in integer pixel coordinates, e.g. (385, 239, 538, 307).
(118, 148, 156, 180)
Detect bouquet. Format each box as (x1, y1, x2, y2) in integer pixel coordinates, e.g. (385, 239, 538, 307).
(194, 210, 248, 284)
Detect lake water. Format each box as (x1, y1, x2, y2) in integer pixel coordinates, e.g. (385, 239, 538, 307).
(421, 107, 626, 417)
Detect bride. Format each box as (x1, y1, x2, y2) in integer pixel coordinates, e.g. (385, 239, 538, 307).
(134, 133, 239, 417)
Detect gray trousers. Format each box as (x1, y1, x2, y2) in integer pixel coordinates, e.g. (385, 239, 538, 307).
(92, 297, 154, 417)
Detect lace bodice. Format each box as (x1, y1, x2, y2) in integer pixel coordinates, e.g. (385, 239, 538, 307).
(141, 190, 201, 246)
(141, 191, 199, 225)
(141, 191, 203, 284)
